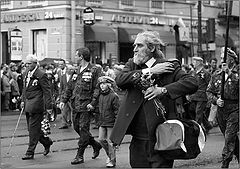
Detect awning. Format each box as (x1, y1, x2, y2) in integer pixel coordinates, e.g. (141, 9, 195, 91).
(84, 25, 116, 42)
(215, 34, 225, 47)
(118, 27, 143, 43)
(158, 30, 176, 45)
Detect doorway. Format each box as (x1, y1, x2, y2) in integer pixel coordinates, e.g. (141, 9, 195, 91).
(1, 32, 9, 64)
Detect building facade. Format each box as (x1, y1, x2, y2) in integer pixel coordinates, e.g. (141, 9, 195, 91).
(1, 0, 239, 65)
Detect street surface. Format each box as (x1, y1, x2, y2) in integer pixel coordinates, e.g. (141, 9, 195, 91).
(1, 111, 239, 169)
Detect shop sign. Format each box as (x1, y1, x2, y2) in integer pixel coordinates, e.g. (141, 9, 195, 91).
(44, 11, 64, 19)
(1, 11, 65, 23)
(111, 14, 167, 25)
(1, 12, 44, 23)
(149, 17, 167, 25)
(83, 7, 95, 25)
(10, 28, 23, 61)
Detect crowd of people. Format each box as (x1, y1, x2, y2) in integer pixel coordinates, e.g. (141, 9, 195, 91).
(1, 30, 239, 168)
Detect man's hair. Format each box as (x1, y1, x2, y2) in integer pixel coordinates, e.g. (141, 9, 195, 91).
(137, 31, 165, 59)
(76, 47, 91, 62)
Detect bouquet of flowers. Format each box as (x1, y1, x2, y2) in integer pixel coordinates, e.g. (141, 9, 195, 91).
(41, 114, 51, 136)
(133, 72, 166, 122)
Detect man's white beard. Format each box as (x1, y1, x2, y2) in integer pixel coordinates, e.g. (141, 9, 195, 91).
(133, 54, 147, 65)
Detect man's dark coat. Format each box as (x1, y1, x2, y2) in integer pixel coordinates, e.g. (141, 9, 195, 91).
(110, 58, 198, 145)
(22, 68, 52, 113)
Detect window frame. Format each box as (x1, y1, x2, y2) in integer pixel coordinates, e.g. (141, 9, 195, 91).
(27, 0, 48, 7)
(85, 0, 103, 7)
(149, 0, 165, 13)
(119, 0, 135, 10)
(1, 0, 13, 9)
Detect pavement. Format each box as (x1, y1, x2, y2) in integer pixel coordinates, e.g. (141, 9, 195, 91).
(1, 109, 222, 155)
(0, 110, 132, 157)
(2, 110, 237, 169)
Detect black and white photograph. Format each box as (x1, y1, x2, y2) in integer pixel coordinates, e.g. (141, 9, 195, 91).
(1, 0, 239, 168)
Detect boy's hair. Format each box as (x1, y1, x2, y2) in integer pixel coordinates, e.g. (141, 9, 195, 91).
(76, 47, 91, 62)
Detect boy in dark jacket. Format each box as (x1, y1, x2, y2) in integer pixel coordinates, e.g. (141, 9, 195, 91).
(97, 76, 119, 168)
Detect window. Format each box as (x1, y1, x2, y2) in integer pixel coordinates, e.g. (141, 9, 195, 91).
(150, 0, 164, 13)
(151, 0, 164, 8)
(203, 0, 210, 5)
(1, 0, 11, 5)
(119, 0, 135, 10)
(1, 0, 13, 9)
(85, 0, 103, 7)
(28, 0, 48, 7)
(32, 29, 47, 61)
(86, 0, 102, 3)
(121, 0, 133, 6)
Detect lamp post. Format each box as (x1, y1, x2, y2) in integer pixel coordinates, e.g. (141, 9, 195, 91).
(197, 1, 202, 58)
(190, 4, 194, 58)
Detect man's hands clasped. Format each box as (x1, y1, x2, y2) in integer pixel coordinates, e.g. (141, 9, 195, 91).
(149, 62, 174, 74)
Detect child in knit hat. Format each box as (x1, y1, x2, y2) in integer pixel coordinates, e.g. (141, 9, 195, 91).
(97, 76, 119, 168)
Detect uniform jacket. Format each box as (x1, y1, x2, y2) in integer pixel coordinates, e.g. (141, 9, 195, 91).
(22, 68, 52, 113)
(61, 63, 101, 112)
(207, 66, 239, 105)
(98, 89, 119, 127)
(189, 67, 211, 101)
(110, 58, 198, 145)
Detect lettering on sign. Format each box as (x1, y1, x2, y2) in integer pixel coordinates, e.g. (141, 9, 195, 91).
(83, 7, 95, 25)
(44, 11, 64, 19)
(1, 13, 43, 23)
(111, 14, 167, 25)
(1, 11, 64, 23)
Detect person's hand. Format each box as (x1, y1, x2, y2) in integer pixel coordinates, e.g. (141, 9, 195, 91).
(20, 102, 25, 109)
(216, 98, 224, 107)
(227, 48, 237, 58)
(150, 62, 174, 74)
(186, 95, 191, 102)
(87, 104, 94, 111)
(59, 102, 65, 110)
(144, 85, 167, 100)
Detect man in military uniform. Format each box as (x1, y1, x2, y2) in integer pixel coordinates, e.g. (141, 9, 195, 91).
(187, 56, 212, 132)
(207, 48, 239, 168)
(60, 47, 102, 165)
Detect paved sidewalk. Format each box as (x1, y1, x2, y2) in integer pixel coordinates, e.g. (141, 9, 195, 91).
(1, 110, 222, 157)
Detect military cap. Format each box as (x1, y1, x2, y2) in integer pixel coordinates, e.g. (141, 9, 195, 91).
(192, 56, 203, 61)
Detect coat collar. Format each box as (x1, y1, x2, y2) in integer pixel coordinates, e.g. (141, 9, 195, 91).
(78, 63, 92, 74)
